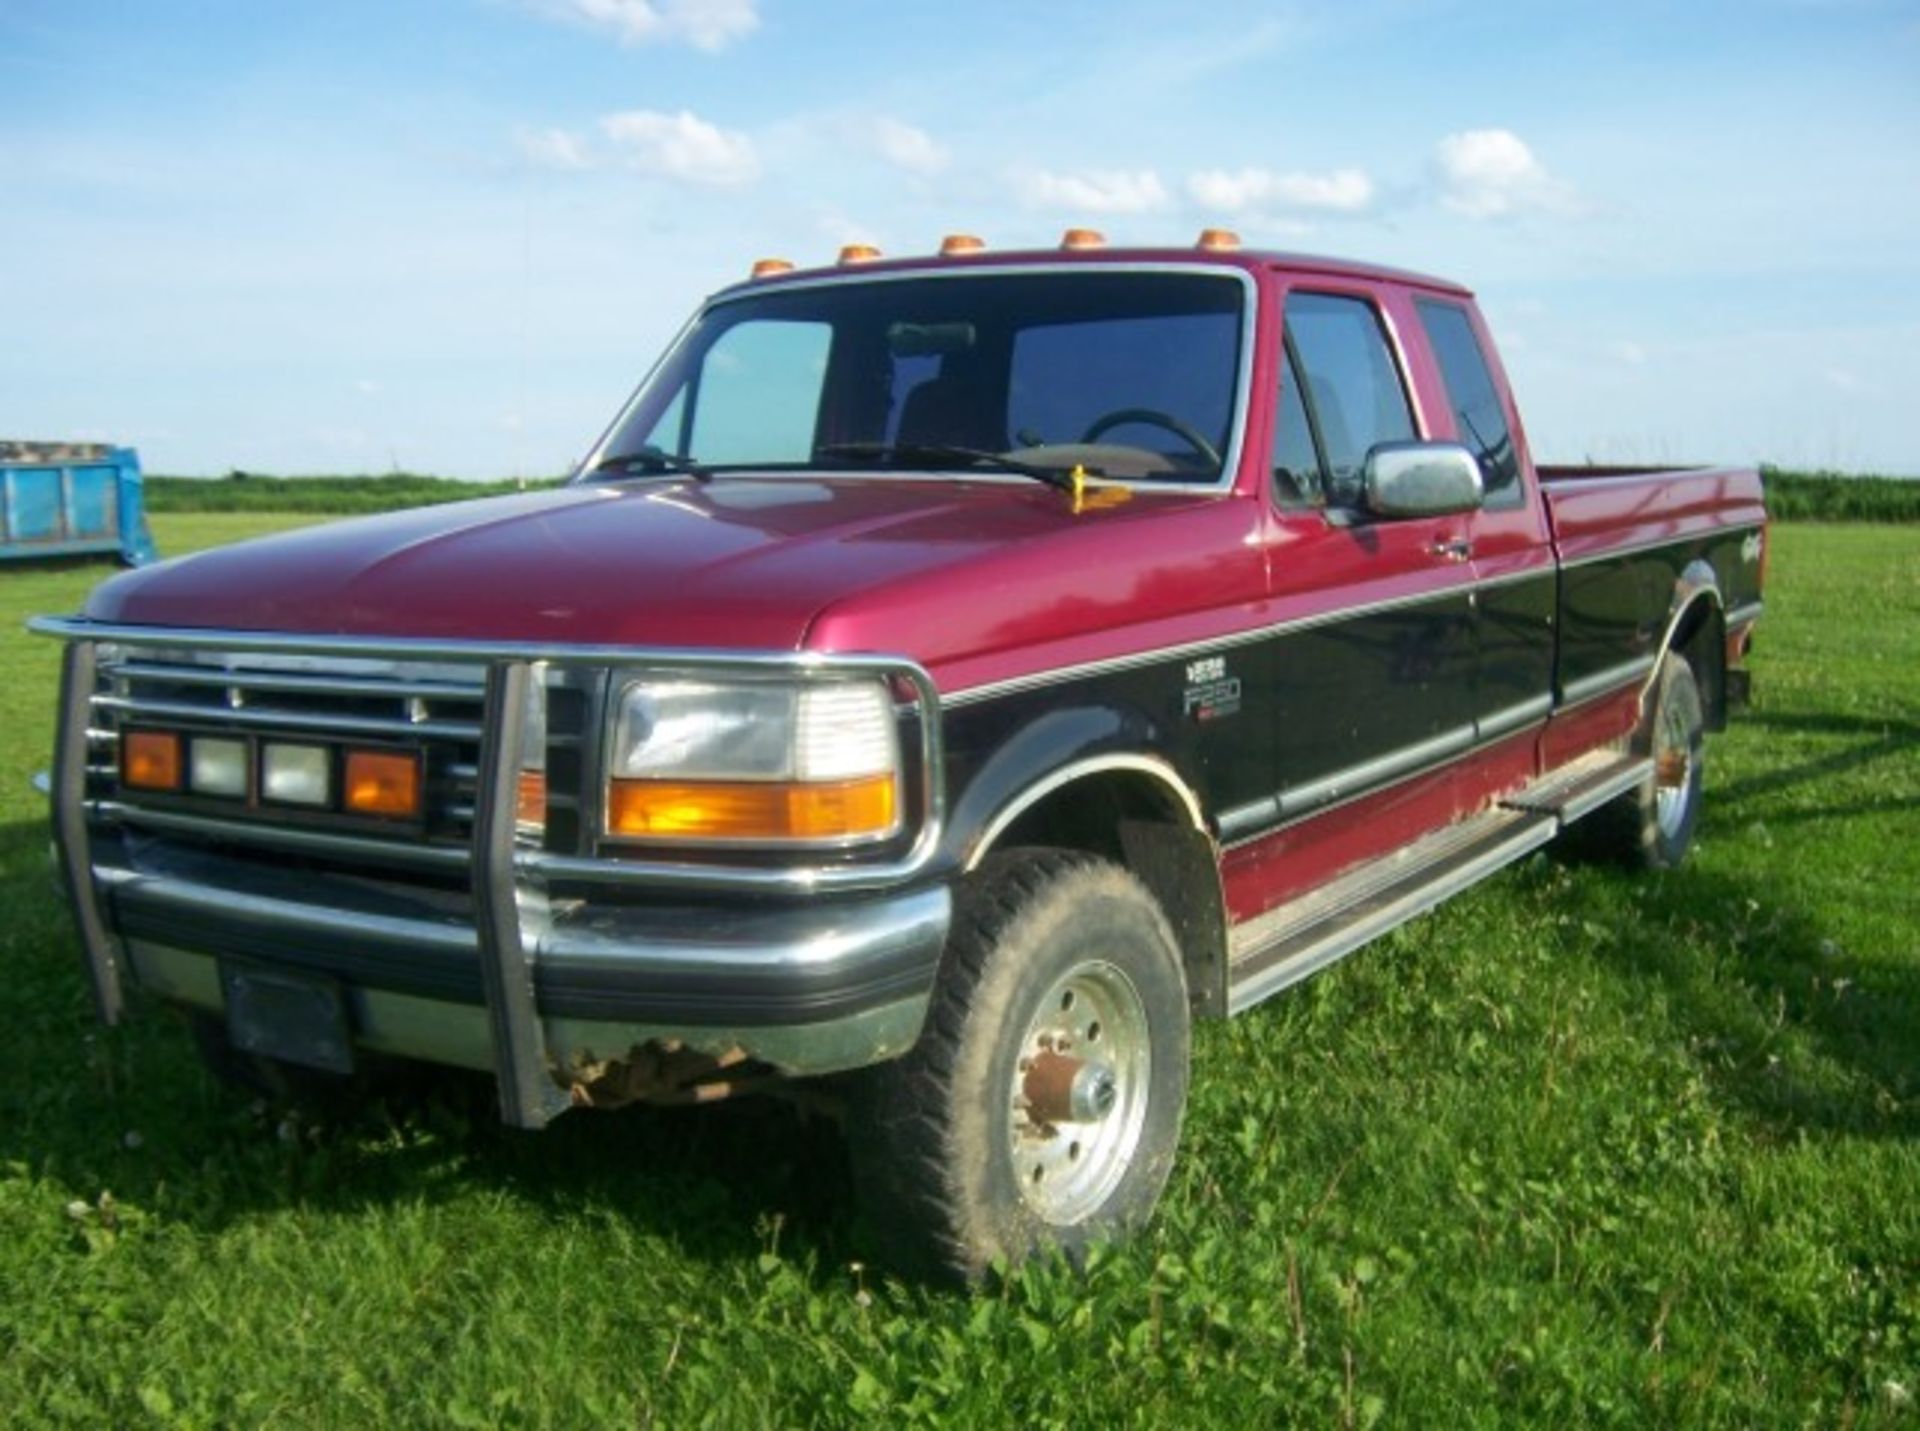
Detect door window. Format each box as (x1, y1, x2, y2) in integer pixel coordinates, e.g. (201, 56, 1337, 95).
(1282, 293, 1416, 508)
(1271, 344, 1325, 509)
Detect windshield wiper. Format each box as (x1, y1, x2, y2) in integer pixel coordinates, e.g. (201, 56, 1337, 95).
(814, 441, 1101, 494)
(592, 445, 711, 483)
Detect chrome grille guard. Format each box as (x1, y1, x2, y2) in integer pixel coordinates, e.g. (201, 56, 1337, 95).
(30, 617, 946, 1129)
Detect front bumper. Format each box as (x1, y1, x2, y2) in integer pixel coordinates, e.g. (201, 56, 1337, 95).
(102, 840, 949, 1083)
(35, 626, 949, 1127)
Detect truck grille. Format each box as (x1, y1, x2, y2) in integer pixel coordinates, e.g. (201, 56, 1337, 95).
(88, 648, 496, 863)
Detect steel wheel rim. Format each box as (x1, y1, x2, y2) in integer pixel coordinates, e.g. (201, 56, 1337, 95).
(1008, 959, 1152, 1225)
(1654, 692, 1696, 840)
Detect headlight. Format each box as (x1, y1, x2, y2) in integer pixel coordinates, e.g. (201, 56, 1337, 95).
(605, 678, 901, 844)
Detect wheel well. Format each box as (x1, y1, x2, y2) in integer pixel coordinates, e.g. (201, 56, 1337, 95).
(981, 771, 1229, 1019)
(1668, 596, 1728, 732)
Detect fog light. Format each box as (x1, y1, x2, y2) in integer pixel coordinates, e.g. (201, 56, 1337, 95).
(263, 743, 330, 807)
(123, 730, 182, 791)
(189, 737, 249, 798)
(344, 750, 421, 819)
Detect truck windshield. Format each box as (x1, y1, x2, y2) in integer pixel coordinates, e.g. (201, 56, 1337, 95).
(591, 270, 1248, 485)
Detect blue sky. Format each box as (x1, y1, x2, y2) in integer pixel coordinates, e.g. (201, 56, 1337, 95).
(4, 0, 1917, 477)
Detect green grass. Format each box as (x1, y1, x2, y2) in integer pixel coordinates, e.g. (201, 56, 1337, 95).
(1, 518, 1915, 1425)
(143, 474, 562, 515)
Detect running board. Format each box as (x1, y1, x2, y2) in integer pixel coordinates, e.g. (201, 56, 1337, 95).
(1500, 749, 1651, 823)
(1224, 750, 1654, 1016)
(1226, 808, 1557, 1015)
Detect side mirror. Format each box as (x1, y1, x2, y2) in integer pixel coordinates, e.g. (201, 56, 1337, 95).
(1363, 442, 1484, 518)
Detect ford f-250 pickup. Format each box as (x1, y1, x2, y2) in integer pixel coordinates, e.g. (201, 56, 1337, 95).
(34, 231, 1766, 1280)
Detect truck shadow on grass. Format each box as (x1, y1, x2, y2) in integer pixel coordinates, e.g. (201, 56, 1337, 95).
(1550, 858, 1918, 1143)
(1714, 708, 1918, 827)
(0, 817, 874, 1284)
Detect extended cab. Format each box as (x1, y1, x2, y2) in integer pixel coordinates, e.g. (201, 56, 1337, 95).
(35, 234, 1765, 1279)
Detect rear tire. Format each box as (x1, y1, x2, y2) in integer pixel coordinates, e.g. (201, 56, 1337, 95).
(1574, 654, 1706, 869)
(849, 850, 1191, 1283)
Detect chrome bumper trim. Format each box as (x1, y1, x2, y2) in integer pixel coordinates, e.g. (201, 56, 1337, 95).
(125, 941, 934, 1080)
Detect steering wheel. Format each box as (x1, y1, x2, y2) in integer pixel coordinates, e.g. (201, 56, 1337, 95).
(1079, 407, 1223, 469)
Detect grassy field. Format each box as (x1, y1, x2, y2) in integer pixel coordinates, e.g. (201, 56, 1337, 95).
(143, 475, 560, 515)
(1, 516, 1915, 1425)
(1759, 469, 1920, 524)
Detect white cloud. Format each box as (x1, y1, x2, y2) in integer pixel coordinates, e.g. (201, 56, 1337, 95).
(532, 0, 758, 51)
(868, 117, 948, 176)
(1187, 166, 1375, 214)
(813, 204, 881, 249)
(1015, 169, 1169, 214)
(516, 126, 593, 171)
(1434, 128, 1580, 219)
(1610, 340, 1649, 366)
(600, 109, 759, 186)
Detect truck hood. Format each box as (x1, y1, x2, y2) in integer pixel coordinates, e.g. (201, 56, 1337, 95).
(83, 478, 1251, 672)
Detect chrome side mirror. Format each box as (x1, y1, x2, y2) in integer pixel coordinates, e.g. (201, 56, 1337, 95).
(1363, 442, 1485, 518)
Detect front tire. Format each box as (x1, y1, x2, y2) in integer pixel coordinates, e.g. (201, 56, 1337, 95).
(850, 850, 1191, 1282)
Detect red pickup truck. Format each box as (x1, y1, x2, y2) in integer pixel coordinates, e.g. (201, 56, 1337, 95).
(35, 233, 1765, 1280)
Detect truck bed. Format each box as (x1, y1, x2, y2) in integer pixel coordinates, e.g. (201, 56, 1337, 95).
(1539, 463, 1765, 566)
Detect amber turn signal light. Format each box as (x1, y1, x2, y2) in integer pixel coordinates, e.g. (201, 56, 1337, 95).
(343, 750, 422, 819)
(122, 730, 183, 791)
(516, 770, 548, 829)
(837, 244, 882, 265)
(939, 233, 986, 256)
(606, 774, 898, 843)
(750, 257, 795, 279)
(1059, 228, 1106, 250)
(1196, 227, 1241, 251)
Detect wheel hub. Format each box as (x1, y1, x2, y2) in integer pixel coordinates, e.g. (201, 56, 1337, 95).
(1023, 1050, 1119, 1125)
(1007, 960, 1151, 1224)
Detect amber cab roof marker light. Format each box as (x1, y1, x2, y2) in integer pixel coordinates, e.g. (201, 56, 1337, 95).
(1059, 228, 1106, 250)
(939, 233, 986, 256)
(749, 257, 795, 280)
(837, 244, 882, 265)
(1196, 228, 1241, 251)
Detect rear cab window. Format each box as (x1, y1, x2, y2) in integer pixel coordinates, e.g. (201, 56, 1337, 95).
(1415, 298, 1521, 508)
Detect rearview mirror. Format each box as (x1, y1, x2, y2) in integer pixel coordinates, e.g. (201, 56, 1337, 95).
(1363, 442, 1484, 518)
(887, 322, 977, 358)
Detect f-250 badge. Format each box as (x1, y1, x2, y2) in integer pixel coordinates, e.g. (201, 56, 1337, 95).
(1183, 655, 1242, 722)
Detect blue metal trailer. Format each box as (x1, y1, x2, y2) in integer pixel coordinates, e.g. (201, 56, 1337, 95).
(0, 442, 158, 567)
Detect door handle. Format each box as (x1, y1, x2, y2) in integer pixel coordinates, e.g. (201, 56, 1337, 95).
(1429, 537, 1473, 563)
